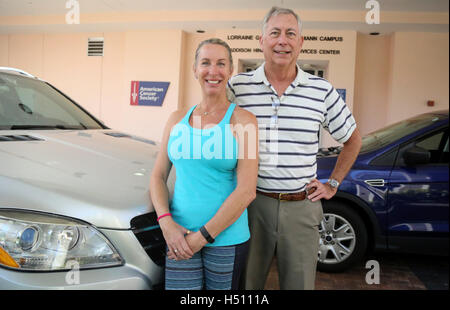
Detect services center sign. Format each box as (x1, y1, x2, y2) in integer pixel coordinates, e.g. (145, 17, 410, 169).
(130, 81, 170, 106)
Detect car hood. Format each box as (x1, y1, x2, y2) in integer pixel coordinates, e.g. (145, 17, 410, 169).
(0, 129, 168, 229)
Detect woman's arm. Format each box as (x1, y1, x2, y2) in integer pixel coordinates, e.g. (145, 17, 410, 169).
(150, 110, 194, 260)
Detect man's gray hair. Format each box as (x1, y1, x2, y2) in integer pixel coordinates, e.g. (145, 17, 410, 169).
(262, 6, 302, 35)
(194, 38, 233, 69)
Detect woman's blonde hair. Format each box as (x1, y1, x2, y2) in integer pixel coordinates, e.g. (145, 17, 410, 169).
(194, 38, 233, 69)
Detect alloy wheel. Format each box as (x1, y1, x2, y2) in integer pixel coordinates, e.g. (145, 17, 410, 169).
(318, 213, 357, 265)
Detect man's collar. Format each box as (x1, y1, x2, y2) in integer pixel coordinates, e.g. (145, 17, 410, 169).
(252, 63, 270, 85)
(252, 62, 310, 86)
(294, 64, 311, 86)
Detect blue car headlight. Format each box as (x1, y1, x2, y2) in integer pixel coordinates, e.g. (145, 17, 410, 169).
(0, 209, 123, 271)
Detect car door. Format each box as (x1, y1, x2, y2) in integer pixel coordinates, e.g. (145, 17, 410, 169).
(387, 126, 449, 255)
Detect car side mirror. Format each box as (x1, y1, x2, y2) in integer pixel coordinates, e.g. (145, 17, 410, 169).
(403, 146, 431, 166)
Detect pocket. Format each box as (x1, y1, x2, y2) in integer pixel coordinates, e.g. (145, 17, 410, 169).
(310, 199, 323, 227)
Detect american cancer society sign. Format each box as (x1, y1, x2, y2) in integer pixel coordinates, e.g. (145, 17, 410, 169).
(130, 81, 170, 106)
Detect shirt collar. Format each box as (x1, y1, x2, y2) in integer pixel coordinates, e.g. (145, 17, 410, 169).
(252, 62, 310, 86)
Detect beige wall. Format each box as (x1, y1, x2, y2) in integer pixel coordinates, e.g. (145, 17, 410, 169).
(0, 30, 185, 142)
(7, 34, 45, 78)
(113, 30, 184, 141)
(0, 29, 448, 144)
(354, 33, 391, 135)
(100, 32, 126, 129)
(353, 31, 449, 136)
(180, 32, 210, 110)
(387, 32, 449, 124)
(43, 33, 104, 117)
(0, 35, 8, 65)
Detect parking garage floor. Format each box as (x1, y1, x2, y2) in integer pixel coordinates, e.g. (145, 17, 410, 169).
(264, 253, 449, 290)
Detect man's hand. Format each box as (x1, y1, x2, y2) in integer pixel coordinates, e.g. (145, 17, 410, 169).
(306, 129, 362, 202)
(306, 178, 337, 202)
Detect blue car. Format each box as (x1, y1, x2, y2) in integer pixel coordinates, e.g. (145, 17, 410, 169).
(316, 110, 449, 272)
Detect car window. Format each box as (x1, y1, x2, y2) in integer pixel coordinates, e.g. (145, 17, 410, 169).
(370, 146, 398, 167)
(416, 130, 448, 164)
(15, 85, 84, 126)
(0, 73, 103, 130)
(360, 113, 447, 153)
(396, 127, 449, 166)
(416, 131, 443, 151)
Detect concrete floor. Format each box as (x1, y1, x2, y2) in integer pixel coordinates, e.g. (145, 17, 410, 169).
(264, 253, 449, 290)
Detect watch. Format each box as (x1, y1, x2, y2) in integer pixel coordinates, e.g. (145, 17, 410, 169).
(327, 178, 340, 189)
(200, 226, 215, 244)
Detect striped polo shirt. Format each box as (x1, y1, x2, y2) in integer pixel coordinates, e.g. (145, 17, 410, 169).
(227, 63, 356, 193)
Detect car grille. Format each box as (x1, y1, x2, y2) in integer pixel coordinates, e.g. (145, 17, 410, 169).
(130, 212, 166, 266)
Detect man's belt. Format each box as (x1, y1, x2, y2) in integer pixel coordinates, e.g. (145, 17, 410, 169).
(256, 187, 316, 201)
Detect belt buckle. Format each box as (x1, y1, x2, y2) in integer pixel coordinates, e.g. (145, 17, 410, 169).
(305, 187, 314, 196)
(304, 188, 310, 196)
(304, 187, 315, 200)
(278, 192, 288, 202)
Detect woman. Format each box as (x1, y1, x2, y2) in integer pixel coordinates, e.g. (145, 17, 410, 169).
(150, 38, 258, 290)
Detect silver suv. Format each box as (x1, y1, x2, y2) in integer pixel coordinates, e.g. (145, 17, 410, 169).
(0, 68, 170, 289)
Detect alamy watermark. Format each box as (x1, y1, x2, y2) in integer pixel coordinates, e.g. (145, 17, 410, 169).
(365, 259, 380, 285)
(65, 0, 80, 25)
(168, 116, 277, 169)
(64, 1, 380, 27)
(65, 260, 80, 285)
(366, 0, 380, 25)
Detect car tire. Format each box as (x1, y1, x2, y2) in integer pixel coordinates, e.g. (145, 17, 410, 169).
(317, 201, 368, 273)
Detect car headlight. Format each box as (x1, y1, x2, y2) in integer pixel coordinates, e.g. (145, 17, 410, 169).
(0, 209, 123, 271)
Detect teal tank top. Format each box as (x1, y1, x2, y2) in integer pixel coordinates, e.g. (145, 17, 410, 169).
(167, 103, 249, 246)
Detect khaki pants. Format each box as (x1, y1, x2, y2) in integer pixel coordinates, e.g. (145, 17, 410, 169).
(244, 193, 323, 290)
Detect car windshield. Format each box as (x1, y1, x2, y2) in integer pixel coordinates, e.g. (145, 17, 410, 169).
(360, 113, 447, 153)
(0, 72, 103, 130)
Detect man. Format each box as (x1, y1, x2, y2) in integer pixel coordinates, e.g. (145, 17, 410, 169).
(227, 7, 362, 290)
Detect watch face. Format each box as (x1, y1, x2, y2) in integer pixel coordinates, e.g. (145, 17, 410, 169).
(329, 179, 339, 188)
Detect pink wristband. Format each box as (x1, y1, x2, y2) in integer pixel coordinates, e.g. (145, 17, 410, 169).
(157, 213, 172, 222)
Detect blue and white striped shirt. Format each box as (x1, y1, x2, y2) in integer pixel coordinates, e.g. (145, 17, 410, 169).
(227, 63, 356, 193)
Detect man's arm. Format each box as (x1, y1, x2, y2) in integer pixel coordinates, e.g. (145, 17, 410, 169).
(307, 128, 362, 201)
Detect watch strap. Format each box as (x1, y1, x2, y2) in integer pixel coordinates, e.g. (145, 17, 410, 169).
(200, 226, 215, 244)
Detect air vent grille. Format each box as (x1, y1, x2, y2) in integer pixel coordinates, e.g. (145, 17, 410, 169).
(0, 135, 43, 142)
(88, 37, 104, 56)
(364, 179, 386, 187)
(104, 132, 156, 145)
(104, 132, 131, 138)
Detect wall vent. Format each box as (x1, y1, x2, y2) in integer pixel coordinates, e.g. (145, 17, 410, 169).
(88, 37, 104, 56)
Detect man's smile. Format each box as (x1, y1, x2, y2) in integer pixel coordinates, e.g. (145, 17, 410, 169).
(274, 50, 291, 54)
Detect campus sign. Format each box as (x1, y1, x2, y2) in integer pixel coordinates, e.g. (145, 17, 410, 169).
(224, 33, 344, 55)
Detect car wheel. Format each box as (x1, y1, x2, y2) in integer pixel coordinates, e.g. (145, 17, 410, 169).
(317, 201, 368, 272)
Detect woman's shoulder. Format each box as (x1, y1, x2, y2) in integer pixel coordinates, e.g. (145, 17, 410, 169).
(231, 104, 257, 126)
(167, 106, 192, 126)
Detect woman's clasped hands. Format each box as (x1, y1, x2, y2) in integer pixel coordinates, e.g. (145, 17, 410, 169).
(158, 217, 207, 261)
